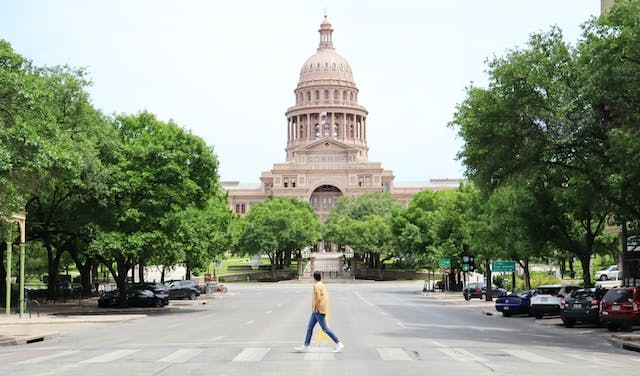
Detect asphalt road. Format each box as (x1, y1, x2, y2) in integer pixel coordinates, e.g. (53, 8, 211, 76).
(0, 281, 638, 376)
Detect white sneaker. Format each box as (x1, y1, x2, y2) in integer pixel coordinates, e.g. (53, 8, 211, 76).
(294, 345, 309, 353)
(333, 342, 344, 353)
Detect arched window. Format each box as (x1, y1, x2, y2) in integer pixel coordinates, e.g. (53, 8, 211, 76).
(350, 92, 354, 102)
(315, 90, 320, 100)
(307, 91, 311, 101)
(343, 91, 347, 102)
(334, 124, 339, 137)
(323, 123, 330, 137)
(350, 124, 354, 138)
(324, 90, 329, 100)
(314, 124, 320, 138)
(299, 124, 304, 138)
(334, 90, 339, 100)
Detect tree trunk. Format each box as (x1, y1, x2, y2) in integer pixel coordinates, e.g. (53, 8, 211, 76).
(160, 266, 166, 283)
(45, 241, 63, 301)
(114, 257, 130, 307)
(0, 247, 6, 304)
(579, 254, 592, 288)
(185, 262, 191, 280)
(523, 258, 531, 290)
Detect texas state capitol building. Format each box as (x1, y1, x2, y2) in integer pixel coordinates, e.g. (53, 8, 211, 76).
(222, 16, 459, 253)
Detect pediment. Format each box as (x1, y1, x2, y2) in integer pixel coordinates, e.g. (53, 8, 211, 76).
(292, 138, 360, 154)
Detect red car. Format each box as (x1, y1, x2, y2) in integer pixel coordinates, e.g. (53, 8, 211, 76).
(599, 287, 640, 331)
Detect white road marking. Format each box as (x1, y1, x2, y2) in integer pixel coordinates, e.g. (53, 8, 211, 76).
(159, 349, 204, 363)
(17, 350, 79, 365)
(304, 352, 335, 360)
(377, 348, 412, 361)
(396, 321, 406, 328)
(167, 323, 183, 329)
(232, 347, 270, 362)
(407, 322, 517, 332)
(431, 341, 446, 348)
(208, 335, 224, 342)
(245, 320, 256, 325)
(438, 348, 469, 362)
(82, 349, 140, 363)
(354, 291, 374, 307)
(566, 353, 625, 367)
(265, 310, 273, 314)
(502, 349, 561, 363)
(452, 348, 487, 362)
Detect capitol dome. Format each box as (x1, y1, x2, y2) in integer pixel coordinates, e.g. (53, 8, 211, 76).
(298, 16, 354, 84)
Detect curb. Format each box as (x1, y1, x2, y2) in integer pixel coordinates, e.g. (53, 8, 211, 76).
(608, 336, 640, 352)
(0, 332, 59, 346)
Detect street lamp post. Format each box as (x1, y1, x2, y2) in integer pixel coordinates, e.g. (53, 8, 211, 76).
(4, 211, 26, 317)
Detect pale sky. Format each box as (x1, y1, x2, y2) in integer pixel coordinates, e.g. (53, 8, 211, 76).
(0, 0, 601, 183)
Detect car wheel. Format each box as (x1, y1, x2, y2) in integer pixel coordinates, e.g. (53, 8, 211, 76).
(562, 318, 575, 328)
(481, 293, 487, 300)
(608, 323, 620, 332)
(189, 292, 197, 300)
(502, 312, 511, 317)
(599, 275, 608, 281)
(535, 312, 544, 319)
(222, 287, 228, 293)
(154, 299, 163, 308)
(464, 294, 470, 301)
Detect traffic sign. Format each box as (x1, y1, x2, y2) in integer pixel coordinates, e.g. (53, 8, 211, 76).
(438, 258, 451, 268)
(492, 261, 516, 273)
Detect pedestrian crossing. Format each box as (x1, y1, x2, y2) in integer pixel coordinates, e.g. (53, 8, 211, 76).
(0, 346, 637, 368)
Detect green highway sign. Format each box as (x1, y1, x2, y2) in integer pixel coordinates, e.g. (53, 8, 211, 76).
(438, 258, 451, 268)
(492, 261, 516, 272)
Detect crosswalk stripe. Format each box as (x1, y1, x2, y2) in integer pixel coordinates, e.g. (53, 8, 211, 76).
(452, 348, 486, 362)
(81, 349, 140, 363)
(566, 353, 625, 367)
(17, 350, 79, 365)
(438, 348, 470, 362)
(232, 347, 270, 362)
(502, 349, 561, 364)
(159, 349, 204, 363)
(377, 348, 412, 361)
(304, 352, 335, 360)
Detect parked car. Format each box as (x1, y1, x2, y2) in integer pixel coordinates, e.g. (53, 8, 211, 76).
(495, 290, 534, 317)
(463, 283, 506, 300)
(530, 284, 581, 319)
(595, 265, 620, 281)
(599, 287, 640, 331)
(98, 286, 169, 308)
(164, 280, 200, 300)
(560, 287, 607, 327)
(132, 282, 170, 296)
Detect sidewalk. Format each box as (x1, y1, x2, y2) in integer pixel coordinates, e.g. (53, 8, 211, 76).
(0, 295, 220, 346)
(421, 290, 640, 353)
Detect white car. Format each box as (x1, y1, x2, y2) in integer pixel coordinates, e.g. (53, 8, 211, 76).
(595, 265, 620, 281)
(530, 284, 581, 319)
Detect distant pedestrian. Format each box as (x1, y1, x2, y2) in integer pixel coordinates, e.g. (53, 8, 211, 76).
(294, 271, 344, 353)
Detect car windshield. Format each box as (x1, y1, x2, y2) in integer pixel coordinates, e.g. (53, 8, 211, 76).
(570, 290, 596, 300)
(604, 289, 634, 303)
(535, 287, 561, 295)
(516, 291, 531, 298)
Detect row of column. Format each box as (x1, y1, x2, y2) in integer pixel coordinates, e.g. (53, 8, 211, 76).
(287, 112, 366, 143)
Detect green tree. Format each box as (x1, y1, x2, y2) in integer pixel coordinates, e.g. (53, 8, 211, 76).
(451, 27, 613, 287)
(89, 112, 221, 302)
(237, 196, 321, 280)
(324, 192, 400, 276)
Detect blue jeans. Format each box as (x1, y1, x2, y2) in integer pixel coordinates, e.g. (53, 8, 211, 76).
(304, 312, 339, 346)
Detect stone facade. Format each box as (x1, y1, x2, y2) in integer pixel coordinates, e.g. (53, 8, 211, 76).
(222, 16, 460, 223)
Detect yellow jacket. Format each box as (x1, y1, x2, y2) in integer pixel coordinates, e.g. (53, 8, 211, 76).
(312, 281, 329, 314)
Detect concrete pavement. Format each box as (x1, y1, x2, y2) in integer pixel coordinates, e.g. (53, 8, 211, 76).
(0, 294, 223, 346)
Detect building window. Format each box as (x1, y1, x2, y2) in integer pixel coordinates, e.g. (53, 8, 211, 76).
(358, 175, 372, 187)
(315, 90, 320, 100)
(334, 124, 339, 137)
(283, 176, 297, 188)
(324, 90, 329, 100)
(307, 91, 311, 101)
(334, 90, 339, 100)
(235, 203, 246, 214)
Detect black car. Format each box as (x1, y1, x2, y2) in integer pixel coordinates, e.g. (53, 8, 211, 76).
(463, 283, 506, 300)
(164, 280, 200, 300)
(98, 286, 169, 308)
(560, 287, 607, 328)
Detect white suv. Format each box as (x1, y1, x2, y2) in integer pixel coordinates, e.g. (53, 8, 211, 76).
(595, 265, 620, 281)
(530, 284, 581, 319)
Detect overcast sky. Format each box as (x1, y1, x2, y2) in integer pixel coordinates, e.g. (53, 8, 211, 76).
(0, 0, 601, 183)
